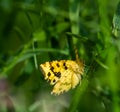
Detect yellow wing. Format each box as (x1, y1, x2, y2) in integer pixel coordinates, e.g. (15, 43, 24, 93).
(51, 68, 81, 95)
(40, 60, 84, 95)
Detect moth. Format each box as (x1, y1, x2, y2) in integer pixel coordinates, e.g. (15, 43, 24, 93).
(40, 51, 84, 95)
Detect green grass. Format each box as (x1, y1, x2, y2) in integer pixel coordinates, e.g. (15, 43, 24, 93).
(0, 0, 120, 112)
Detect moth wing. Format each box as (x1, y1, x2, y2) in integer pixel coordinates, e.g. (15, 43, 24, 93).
(40, 61, 62, 85)
(71, 72, 81, 88)
(51, 69, 81, 95)
(40, 62, 51, 80)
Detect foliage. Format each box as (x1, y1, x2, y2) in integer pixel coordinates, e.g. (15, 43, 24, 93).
(0, 0, 120, 112)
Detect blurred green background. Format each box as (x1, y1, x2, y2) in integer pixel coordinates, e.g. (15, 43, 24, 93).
(0, 0, 120, 112)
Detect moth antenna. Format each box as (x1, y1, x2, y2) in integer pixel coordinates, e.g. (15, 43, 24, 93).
(74, 47, 79, 62)
(74, 47, 84, 70)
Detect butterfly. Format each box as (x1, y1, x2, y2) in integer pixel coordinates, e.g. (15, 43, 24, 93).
(40, 49, 84, 95)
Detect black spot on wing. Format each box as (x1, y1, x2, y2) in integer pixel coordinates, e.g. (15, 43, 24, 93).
(63, 62, 68, 70)
(54, 72, 61, 78)
(50, 66, 54, 72)
(56, 63, 60, 67)
(47, 72, 51, 77)
(53, 79, 56, 83)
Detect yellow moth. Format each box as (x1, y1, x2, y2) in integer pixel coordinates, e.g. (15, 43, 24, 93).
(40, 50, 84, 95)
